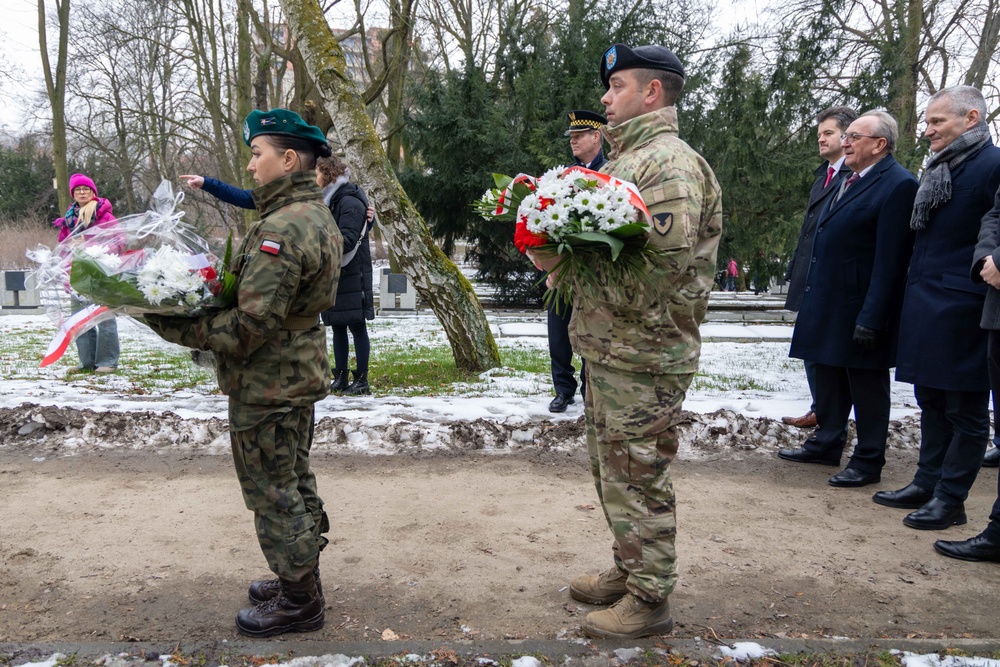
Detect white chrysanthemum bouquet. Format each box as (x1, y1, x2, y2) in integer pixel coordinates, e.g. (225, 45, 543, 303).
(29, 180, 236, 367)
(476, 165, 662, 307)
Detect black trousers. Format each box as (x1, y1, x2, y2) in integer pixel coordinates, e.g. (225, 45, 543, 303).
(982, 332, 1000, 540)
(912, 386, 989, 505)
(547, 300, 584, 397)
(805, 363, 890, 474)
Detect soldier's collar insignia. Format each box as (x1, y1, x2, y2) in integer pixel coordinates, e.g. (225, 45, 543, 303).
(605, 46, 617, 70)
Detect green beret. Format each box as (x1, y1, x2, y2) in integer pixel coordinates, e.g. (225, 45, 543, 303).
(564, 110, 607, 136)
(600, 44, 685, 89)
(242, 108, 328, 146)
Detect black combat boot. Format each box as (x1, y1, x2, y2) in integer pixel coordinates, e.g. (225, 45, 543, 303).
(236, 571, 325, 637)
(330, 368, 349, 393)
(344, 369, 370, 395)
(248, 565, 323, 605)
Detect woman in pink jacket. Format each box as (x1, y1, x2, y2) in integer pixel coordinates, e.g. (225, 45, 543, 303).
(53, 173, 121, 372)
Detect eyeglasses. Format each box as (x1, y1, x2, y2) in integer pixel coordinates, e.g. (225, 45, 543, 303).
(842, 133, 880, 144)
(73, 187, 93, 193)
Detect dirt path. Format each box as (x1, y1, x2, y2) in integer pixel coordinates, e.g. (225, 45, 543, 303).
(0, 448, 996, 644)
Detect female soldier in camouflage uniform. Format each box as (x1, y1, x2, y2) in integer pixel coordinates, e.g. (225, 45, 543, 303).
(145, 108, 343, 637)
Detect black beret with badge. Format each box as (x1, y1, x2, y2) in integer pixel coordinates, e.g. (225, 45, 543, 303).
(564, 110, 608, 136)
(600, 43, 686, 90)
(242, 108, 329, 146)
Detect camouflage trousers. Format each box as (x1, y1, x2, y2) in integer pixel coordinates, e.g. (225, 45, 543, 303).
(229, 400, 330, 583)
(584, 363, 694, 602)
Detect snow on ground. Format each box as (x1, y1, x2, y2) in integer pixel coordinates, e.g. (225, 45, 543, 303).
(0, 311, 920, 422)
(0, 309, 925, 458)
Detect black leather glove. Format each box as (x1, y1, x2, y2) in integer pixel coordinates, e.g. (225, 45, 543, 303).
(853, 324, 878, 351)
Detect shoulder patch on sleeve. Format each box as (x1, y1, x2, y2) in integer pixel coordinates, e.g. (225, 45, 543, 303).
(260, 239, 281, 255)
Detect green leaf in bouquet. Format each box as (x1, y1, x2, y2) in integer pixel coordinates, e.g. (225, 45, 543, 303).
(220, 270, 238, 304)
(608, 223, 650, 239)
(493, 173, 513, 190)
(70, 253, 148, 307)
(216, 231, 238, 306)
(564, 231, 625, 261)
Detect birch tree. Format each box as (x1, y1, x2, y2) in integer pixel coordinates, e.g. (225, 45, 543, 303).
(280, 0, 501, 372)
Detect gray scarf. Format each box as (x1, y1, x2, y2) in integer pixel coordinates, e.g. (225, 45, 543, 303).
(911, 122, 991, 230)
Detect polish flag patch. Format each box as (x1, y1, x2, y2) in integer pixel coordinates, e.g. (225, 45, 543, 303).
(260, 240, 281, 255)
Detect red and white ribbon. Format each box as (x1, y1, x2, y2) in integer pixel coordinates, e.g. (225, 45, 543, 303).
(40, 304, 112, 367)
(495, 173, 537, 216)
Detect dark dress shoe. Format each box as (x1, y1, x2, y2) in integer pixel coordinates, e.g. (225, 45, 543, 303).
(777, 447, 840, 466)
(549, 393, 575, 413)
(903, 497, 967, 530)
(934, 533, 1000, 562)
(983, 446, 1000, 468)
(828, 467, 881, 488)
(872, 482, 933, 509)
(781, 411, 818, 428)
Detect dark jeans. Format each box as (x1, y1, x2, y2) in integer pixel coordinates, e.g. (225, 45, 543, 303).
(331, 322, 370, 372)
(912, 386, 989, 505)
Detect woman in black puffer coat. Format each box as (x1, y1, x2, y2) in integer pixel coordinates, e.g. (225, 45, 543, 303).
(316, 156, 375, 395)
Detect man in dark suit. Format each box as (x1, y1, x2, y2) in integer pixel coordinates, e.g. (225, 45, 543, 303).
(782, 106, 857, 428)
(779, 110, 918, 487)
(874, 87, 1000, 529)
(934, 170, 1000, 562)
(547, 110, 607, 413)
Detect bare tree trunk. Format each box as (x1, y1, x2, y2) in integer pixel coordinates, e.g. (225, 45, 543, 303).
(886, 0, 922, 168)
(279, 0, 501, 372)
(38, 0, 71, 213)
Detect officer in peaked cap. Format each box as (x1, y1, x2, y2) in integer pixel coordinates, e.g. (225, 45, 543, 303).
(564, 110, 608, 136)
(600, 43, 685, 90)
(544, 110, 608, 415)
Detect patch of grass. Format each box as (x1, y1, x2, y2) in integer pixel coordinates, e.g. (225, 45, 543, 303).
(693, 371, 782, 393)
(360, 343, 553, 397)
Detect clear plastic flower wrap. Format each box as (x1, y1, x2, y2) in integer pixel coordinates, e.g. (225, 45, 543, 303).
(28, 180, 236, 367)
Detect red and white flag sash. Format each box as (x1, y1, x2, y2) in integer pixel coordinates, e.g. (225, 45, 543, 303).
(40, 304, 112, 367)
(494, 173, 536, 216)
(561, 166, 651, 223)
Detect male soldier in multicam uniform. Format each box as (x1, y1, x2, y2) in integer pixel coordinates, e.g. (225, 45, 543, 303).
(145, 108, 342, 637)
(533, 44, 721, 639)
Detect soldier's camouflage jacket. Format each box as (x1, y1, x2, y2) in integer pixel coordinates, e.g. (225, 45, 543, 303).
(570, 105, 722, 375)
(147, 171, 343, 407)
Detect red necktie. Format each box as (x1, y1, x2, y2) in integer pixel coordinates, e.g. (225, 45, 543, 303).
(824, 166, 836, 188)
(844, 172, 860, 189)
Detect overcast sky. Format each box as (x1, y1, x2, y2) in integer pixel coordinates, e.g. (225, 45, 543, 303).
(0, 0, 760, 132)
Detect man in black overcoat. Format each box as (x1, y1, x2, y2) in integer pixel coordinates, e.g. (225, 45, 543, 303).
(779, 110, 917, 488)
(782, 106, 857, 428)
(875, 86, 1000, 530)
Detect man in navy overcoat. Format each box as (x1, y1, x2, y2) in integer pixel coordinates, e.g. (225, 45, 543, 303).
(779, 110, 917, 488)
(875, 86, 1000, 530)
(781, 106, 857, 429)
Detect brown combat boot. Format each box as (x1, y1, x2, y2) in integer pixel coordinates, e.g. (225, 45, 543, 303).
(248, 565, 323, 605)
(569, 565, 628, 605)
(236, 572, 325, 637)
(581, 593, 673, 639)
